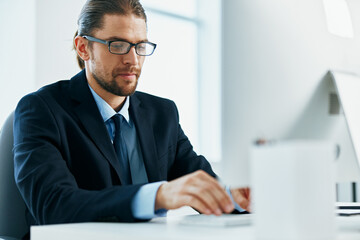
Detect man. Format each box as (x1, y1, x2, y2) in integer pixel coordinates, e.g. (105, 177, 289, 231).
(13, 0, 250, 231)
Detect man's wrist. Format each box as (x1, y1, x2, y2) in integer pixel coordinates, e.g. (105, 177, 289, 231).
(155, 182, 166, 211)
(131, 181, 168, 219)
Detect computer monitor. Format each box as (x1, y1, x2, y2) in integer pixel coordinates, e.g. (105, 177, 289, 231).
(331, 71, 360, 181)
(220, 0, 360, 187)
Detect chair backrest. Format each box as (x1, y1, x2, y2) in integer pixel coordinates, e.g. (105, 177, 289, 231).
(0, 112, 28, 238)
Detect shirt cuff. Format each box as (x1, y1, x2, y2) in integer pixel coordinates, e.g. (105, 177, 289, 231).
(226, 185, 246, 213)
(131, 181, 168, 219)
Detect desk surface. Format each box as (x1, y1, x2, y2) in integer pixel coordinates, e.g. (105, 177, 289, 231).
(31, 209, 360, 240)
(31, 218, 255, 240)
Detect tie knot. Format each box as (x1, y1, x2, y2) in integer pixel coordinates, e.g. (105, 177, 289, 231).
(112, 113, 122, 121)
(112, 114, 123, 129)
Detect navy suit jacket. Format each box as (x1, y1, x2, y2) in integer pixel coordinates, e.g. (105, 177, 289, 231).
(13, 70, 215, 226)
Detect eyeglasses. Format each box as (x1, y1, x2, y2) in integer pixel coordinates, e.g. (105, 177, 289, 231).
(82, 35, 157, 56)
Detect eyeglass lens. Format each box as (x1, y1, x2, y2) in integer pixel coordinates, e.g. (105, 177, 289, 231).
(110, 41, 154, 56)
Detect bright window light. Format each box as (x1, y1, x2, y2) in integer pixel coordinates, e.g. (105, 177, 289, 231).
(323, 0, 354, 38)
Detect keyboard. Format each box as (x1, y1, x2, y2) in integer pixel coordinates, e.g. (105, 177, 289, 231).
(179, 214, 252, 227)
(336, 202, 360, 216)
(336, 202, 360, 209)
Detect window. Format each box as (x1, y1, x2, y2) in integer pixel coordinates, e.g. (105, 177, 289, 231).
(140, 0, 221, 163)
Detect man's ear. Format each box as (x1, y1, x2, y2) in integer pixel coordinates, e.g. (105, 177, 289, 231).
(74, 36, 90, 61)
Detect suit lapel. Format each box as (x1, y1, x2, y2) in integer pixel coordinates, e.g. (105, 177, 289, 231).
(130, 94, 161, 182)
(69, 70, 124, 182)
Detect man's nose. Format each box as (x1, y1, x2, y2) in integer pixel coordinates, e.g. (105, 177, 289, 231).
(123, 47, 139, 65)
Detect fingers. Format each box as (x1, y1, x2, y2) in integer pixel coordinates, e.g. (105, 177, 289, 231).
(188, 171, 234, 215)
(188, 186, 233, 215)
(231, 187, 251, 212)
(155, 170, 235, 215)
(182, 194, 212, 215)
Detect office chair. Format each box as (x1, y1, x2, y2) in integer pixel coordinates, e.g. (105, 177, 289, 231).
(0, 112, 28, 240)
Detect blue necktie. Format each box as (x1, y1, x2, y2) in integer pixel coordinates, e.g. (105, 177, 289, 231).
(112, 114, 132, 185)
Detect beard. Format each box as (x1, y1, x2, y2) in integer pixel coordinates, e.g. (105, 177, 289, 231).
(91, 64, 140, 97)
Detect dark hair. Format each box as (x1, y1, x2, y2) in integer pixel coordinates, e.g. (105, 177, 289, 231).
(74, 0, 147, 69)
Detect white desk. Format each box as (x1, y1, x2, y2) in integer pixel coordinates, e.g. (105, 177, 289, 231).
(31, 210, 360, 240)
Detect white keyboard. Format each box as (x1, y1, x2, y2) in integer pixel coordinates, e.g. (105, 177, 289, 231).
(179, 214, 252, 227)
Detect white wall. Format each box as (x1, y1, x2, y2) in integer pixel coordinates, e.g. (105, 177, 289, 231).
(0, 0, 85, 127)
(0, 0, 36, 126)
(197, 0, 222, 162)
(35, 0, 86, 87)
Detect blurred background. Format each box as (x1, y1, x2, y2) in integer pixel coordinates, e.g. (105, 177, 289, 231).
(2, 0, 360, 202)
(0, 0, 222, 166)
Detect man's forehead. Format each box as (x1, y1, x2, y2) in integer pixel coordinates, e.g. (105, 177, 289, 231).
(102, 14, 146, 30)
(94, 14, 147, 40)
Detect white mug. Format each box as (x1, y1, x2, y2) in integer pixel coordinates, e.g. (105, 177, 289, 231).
(250, 140, 336, 240)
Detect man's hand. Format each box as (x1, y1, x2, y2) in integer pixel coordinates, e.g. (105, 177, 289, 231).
(230, 187, 251, 212)
(155, 170, 235, 216)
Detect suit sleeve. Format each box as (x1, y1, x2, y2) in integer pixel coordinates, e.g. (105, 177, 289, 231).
(167, 101, 217, 180)
(13, 93, 143, 225)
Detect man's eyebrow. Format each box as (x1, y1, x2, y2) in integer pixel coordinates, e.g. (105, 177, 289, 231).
(106, 36, 149, 43)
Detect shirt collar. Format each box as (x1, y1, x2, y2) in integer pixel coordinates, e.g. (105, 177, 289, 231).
(88, 84, 130, 123)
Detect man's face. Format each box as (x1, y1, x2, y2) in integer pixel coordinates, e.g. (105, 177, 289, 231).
(87, 14, 147, 96)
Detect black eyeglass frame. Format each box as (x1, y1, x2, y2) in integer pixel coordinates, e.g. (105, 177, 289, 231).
(82, 35, 157, 56)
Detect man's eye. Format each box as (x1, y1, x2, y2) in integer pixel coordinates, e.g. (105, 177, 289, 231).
(111, 42, 128, 49)
(137, 44, 147, 52)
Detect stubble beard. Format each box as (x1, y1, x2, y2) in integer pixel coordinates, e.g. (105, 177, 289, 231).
(91, 63, 140, 97)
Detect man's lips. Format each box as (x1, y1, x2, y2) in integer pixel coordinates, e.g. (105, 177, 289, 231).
(117, 73, 137, 80)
